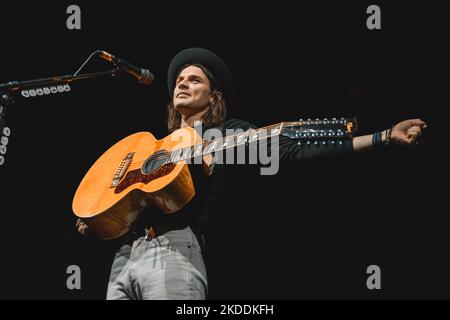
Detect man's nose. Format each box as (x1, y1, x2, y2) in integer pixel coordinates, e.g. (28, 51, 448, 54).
(178, 79, 189, 90)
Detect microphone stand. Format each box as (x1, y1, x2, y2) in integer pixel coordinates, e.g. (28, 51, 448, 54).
(0, 67, 126, 166)
(0, 67, 126, 94)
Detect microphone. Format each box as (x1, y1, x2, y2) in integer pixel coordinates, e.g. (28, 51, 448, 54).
(98, 50, 154, 86)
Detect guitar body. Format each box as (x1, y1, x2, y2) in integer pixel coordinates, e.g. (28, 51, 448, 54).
(72, 127, 200, 240)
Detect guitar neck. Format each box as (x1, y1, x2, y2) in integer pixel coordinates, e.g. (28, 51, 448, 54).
(163, 117, 357, 164)
(164, 123, 284, 164)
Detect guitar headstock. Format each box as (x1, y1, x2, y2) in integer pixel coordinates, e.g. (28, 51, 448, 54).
(281, 117, 358, 145)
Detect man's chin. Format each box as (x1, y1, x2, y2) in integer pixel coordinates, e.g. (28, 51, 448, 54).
(174, 103, 207, 117)
(174, 102, 190, 112)
(175, 103, 195, 115)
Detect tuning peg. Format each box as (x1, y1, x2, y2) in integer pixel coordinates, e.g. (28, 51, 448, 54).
(306, 140, 311, 145)
(0, 145, 6, 155)
(313, 140, 318, 145)
(321, 141, 327, 145)
(297, 141, 302, 146)
(0, 155, 4, 166)
(338, 140, 343, 145)
(330, 140, 336, 145)
(299, 118, 304, 122)
(340, 117, 346, 124)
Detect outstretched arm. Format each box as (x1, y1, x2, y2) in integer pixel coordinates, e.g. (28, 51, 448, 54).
(218, 118, 428, 166)
(353, 118, 428, 153)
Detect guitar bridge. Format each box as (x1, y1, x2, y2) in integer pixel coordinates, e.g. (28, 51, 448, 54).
(111, 152, 135, 188)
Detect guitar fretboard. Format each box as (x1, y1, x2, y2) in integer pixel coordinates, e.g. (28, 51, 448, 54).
(163, 123, 284, 164)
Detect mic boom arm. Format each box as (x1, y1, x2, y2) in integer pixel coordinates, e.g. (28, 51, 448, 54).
(98, 51, 154, 86)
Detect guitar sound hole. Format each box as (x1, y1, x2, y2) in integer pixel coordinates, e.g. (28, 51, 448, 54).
(141, 150, 170, 174)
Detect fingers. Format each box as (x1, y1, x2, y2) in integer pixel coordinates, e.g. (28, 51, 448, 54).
(406, 119, 427, 140)
(406, 135, 420, 146)
(398, 135, 415, 146)
(76, 219, 90, 235)
(407, 128, 421, 139)
(411, 118, 427, 130)
(80, 225, 88, 235)
(405, 130, 424, 146)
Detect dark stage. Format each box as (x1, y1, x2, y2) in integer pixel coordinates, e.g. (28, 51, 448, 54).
(0, 1, 448, 299)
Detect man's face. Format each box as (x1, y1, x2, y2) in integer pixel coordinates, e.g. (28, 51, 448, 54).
(173, 65, 212, 116)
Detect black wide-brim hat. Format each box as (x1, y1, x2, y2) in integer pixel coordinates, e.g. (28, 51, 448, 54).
(167, 48, 234, 102)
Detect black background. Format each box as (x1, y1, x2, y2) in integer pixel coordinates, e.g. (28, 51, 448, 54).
(0, 0, 449, 299)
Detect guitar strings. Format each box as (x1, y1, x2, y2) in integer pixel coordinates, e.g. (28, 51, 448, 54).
(144, 125, 287, 164)
(138, 121, 353, 164)
(141, 127, 276, 164)
(143, 132, 350, 164)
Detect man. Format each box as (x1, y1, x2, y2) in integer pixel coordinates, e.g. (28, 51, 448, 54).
(76, 48, 427, 300)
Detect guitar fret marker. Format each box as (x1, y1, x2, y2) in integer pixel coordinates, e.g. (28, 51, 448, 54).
(250, 131, 259, 141)
(204, 141, 218, 154)
(236, 132, 249, 145)
(170, 150, 183, 163)
(183, 147, 192, 159)
(193, 145, 203, 157)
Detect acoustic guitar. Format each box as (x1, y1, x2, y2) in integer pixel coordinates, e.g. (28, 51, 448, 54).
(72, 118, 357, 239)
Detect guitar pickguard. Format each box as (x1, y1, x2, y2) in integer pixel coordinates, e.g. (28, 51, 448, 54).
(114, 163, 176, 194)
